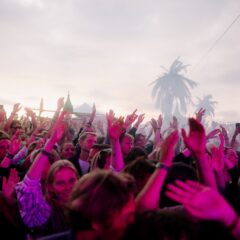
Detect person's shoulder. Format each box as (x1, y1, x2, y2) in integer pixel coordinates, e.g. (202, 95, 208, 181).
(37, 231, 73, 240)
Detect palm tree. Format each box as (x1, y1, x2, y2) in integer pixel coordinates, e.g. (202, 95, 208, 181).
(196, 95, 217, 118)
(151, 57, 197, 121)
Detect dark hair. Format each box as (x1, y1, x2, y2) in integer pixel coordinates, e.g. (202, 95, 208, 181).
(122, 157, 155, 195)
(68, 170, 135, 231)
(160, 162, 197, 208)
(120, 133, 134, 143)
(91, 143, 111, 151)
(10, 120, 21, 129)
(91, 148, 112, 170)
(123, 209, 197, 240)
(134, 133, 145, 144)
(124, 147, 147, 164)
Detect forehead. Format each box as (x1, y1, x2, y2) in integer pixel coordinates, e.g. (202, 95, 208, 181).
(11, 122, 21, 128)
(63, 142, 74, 148)
(54, 167, 77, 181)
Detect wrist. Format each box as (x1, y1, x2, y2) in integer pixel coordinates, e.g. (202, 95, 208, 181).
(193, 151, 206, 159)
(155, 162, 171, 171)
(41, 149, 51, 157)
(6, 152, 14, 159)
(44, 139, 55, 151)
(223, 211, 239, 231)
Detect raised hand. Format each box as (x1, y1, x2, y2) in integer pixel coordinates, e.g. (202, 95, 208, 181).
(135, 113, 145, 127)
(150, 118, 158, 132)
(9, 130, 21, 155)
(220, 125, 230, 147)
(12, 103, 21, 114)
(106, 112, 124, 140)
(124, 109, 138, 129)
(2, 168, 20, 202)
(159, 130, 179, 165)
(157, 114, 163, 129)
(166, 180, 237, 226)
(107, 109, 115, 123)
(51, 111, 66, 143)
(97, 119, 104, 135)
(206, 128, 221, 140)
(89, 103, 96, 124)
(24, 107, 35, 117)
(210, 146, 224, 173)
(181, 118, 206, 156)
(195, 108, 205, 123)
(0, 108, 6, 123)
(170, 116, 178, 130)
(210, 133, 225, 172)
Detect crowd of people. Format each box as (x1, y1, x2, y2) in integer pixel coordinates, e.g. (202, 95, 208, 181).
(1, 98, 240, 239)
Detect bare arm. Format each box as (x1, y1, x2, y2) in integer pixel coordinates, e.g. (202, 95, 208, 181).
(182, 118, 217, 190)
(106, 111, 125, 172)
(136, 130, 179, 211)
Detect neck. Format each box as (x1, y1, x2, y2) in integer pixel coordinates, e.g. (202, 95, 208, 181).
(80, 150, 89, 161)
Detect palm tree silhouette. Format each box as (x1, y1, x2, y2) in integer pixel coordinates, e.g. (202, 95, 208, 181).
(151, 57, 197, 121)
(196, 95, 217, 118)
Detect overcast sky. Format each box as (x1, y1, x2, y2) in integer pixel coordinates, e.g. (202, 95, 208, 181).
(0, 0, 240, 122)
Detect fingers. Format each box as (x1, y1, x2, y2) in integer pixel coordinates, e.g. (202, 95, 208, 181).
(189, 118, 204, 132)
(166, 180, 204, 205)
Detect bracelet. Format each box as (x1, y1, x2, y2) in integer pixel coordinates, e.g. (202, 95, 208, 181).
(155, 162, 171, 171)
(6, 152, 14, 159)
(227, 214, 239, 231)
(41, 149, 51, 157)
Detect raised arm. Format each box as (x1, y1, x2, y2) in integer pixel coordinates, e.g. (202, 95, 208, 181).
(220, 125, 230, 147)
(151, 114, 163, 149)
(24, 107, 37, 131)
(0, 130, 21, 168)
(27, 111, 65, 180)
(230, 125, 240, 150)
(182, 118, 217, 190)
(135, 130, 179, 211)
(4, 103, 21, 132)
(106, 111, 125, 172)
(166, 180, 240, 239)
(124, 109, 138, 133)
(15, 112, 66, 228)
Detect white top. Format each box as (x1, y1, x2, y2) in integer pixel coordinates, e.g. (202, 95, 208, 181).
(78, 159, 90, 175)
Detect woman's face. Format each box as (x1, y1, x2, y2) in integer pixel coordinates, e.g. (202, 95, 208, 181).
(52, 168, 78, 203)
(61, 142, 75, 159)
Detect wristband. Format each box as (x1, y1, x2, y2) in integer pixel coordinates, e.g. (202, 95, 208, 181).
(155, 162, 171, 171)
(41, 149, 51, 157)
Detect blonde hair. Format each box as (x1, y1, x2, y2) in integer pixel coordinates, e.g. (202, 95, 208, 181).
(45, 160, 79, 205)
(90, 148, 112, 171)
